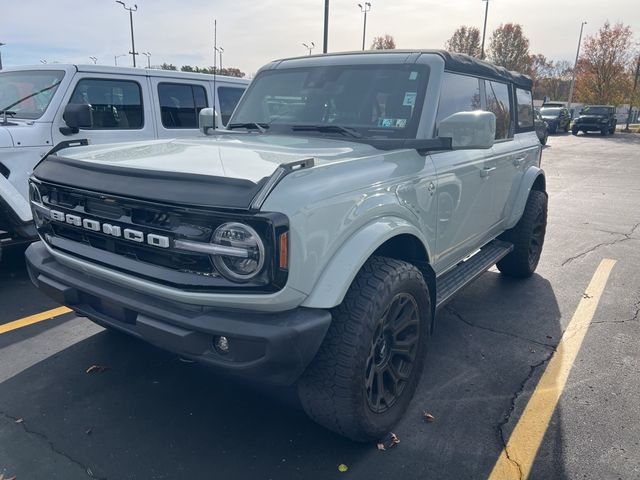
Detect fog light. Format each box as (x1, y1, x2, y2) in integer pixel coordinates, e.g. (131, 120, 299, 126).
(214, 336, 230, 354)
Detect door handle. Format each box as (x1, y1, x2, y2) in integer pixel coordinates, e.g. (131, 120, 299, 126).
(480, 166, 496, 177)
(513, 155, 527, 167)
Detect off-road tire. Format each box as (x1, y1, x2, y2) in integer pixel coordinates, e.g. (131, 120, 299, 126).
(497, 190, 548, 278)
(572, 127, 579, 136)
(540, 132, 548, 145)
(297, 256, 430, 442)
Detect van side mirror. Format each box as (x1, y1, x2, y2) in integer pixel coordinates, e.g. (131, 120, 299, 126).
(437, 111, 495, 150)
(60, 103, 93, 135)
(199, 108, 216, 135)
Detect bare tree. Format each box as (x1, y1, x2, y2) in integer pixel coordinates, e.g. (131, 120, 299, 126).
(575, 21, 634, 105)
(445, 26, 481, 57)
(370, 35, 396, 50)
(488, 23, 531, 73)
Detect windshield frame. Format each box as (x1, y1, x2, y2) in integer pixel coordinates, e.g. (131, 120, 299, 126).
(0, 69, 66, 120)
(229, 63, 430, 141)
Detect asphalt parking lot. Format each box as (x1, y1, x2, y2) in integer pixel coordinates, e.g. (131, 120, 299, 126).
(1, 132, 639, 480)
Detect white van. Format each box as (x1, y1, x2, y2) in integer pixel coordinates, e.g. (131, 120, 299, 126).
(0, 64, 249, 249)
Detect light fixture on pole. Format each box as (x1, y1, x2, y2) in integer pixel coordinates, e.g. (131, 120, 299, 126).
(567, 21, 587, 113)
(142, 51, 151, 68)
(40, 60, 47, 64)
(215, 46, 224, 72)
(358, 3, 371, 51)
(0, 42, 5, 70)
(480, 0, 490, 59)
(115, 1, 139, 67)
(114, 54, 127, 66)
(302, 42, 315, 55)
(89, 56, 98, 64)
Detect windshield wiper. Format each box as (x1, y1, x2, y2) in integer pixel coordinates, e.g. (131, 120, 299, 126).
(227, 122, 269, 133)
(291, 125, 362, 138)
(0, 81, 62, 114)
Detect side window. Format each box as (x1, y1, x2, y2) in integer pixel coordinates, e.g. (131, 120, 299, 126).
(485, 81, 512, 140)
(69, 78, 143, 129)
(158, 83, 208, 129)
(516, 88, 534, 131)
(218, 87, 245, 126)
(436, 72, 481, 124)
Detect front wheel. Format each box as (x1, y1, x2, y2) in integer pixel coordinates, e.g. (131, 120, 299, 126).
(298, 256, 430, 442)
(497, 190, 548, 278)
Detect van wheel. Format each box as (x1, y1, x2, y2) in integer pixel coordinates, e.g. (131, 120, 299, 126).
(298, 256, 430, 442)
(497, 190, 547, 278)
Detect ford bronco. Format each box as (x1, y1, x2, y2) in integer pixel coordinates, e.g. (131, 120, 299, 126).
(25, 50, 547, 441)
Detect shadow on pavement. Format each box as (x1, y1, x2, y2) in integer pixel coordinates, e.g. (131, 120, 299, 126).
(0, 270, 567, 479)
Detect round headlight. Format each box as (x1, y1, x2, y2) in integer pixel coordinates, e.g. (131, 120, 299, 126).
(212, 222, 265, 281)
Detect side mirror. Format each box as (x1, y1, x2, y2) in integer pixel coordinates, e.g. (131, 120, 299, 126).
(199, 108, 216, 135)
(60, 103, 93, 135)
(437, 111, 495, 150)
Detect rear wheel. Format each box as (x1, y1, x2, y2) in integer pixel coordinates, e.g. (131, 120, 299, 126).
(298, 256, 430, 442)
(497, 190, 547, 278)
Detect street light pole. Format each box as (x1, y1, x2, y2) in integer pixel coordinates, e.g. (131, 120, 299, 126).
(89, 56, 97, 64)
(567, 21, 587, 112)
(0, 43, 5, 70)
(623, 54, 640, 132)
(142, 52, 151, 68)
(302, 42, 315, 55)
(116, 1, 138, 67)
(114, 54, 126, 66)
(480, 0, 489, 60)
(358, 3, 371, 51)
(215, 47, 224, 72)
(323, 0, 329, 53)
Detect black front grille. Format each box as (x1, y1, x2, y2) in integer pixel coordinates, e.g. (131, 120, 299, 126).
(33, 181, 289, 292)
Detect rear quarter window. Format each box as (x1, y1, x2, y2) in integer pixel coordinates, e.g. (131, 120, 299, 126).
(516, 88, 534, 131)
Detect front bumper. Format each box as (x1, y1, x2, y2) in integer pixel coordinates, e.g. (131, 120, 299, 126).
(26, 241, 332, 385)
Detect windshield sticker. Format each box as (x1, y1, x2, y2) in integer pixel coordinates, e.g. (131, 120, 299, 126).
(377, 118, 407, 128)
(409, 71, 418, 80)
(403, 92, 417, 107)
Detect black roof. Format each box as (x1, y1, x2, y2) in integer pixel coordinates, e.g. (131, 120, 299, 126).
(270, 49, 533, 90)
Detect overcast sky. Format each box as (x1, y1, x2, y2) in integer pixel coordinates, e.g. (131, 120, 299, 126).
(2, 0, 639, 75)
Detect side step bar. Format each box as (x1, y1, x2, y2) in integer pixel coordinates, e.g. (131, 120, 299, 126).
(435, 240, 513, 310)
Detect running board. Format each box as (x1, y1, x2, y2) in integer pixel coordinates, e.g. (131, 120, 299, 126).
(435, 240, 513, 310)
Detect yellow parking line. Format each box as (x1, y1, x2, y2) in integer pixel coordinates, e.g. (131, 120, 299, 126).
(489, 258, 616, 480)
(0, 306, 73, 335)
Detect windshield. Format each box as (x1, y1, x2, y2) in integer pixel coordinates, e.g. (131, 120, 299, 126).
(580, 106, 610, 115)
(0, 70, 65, 119)
(540, 107, 561, 115)
(231, 64, 428, 139)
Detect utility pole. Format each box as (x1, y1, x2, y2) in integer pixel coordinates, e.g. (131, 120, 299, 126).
(480, 0, 489, 60)
(323, 0, 329, 53)
(623, 54, 640, 132)
(358, 3, 371, 51)
(116, 1, 138, 67)
(567, 21, 587, 113)
(213, 19, 217, 74)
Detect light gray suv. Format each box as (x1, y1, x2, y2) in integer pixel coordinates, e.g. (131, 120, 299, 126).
(25, 50, 547, 442)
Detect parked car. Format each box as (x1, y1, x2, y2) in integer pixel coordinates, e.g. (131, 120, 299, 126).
(25, 50, 546, 442)
(534, 109, 549, 145)
(539, 105, 571, 133)
(0, 64, 249, 253)
(571, 105, 617, 135)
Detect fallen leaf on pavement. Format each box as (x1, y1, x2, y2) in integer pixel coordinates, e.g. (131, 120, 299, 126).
(85, 428, 93, 435)
(14, 418, 23, 424)
(338, 464, 348, 472)
(377, 432, 400, 450)
(376, 443, 386, 451)
(85, 365, 108, 374)
(423, 412, 435, 422)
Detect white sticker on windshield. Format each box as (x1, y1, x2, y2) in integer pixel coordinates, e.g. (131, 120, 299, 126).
(395, 119, 407, 128)
(403, 92, 417, 106)
(409, 71, 418, 80)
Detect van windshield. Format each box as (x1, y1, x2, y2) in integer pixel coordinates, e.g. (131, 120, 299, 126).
(0, 70, 65, 119)
(230, 64, 428, 139)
